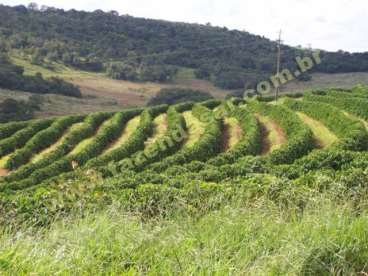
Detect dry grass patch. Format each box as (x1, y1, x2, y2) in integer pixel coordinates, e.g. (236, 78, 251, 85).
(144, 114, 168, 147)
(68, 118, 114, 156)
(297, 112, 338, 148)
(103, 116, 141, 154)
(30, 123, 85, 164)
(182, 111, 205, 148)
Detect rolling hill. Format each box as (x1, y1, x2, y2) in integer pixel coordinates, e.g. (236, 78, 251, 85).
(1, 4, 368, 93)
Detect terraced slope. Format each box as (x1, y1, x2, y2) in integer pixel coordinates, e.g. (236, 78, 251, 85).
(0, 89, 368, 275)
(0, 89, 367, 199)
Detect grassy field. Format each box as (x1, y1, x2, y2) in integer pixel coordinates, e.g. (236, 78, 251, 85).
(281, 72, 368, 93)
(5, 54, 368, 119)
(0, 193, 366, 275)
(0, 92, 368, 273)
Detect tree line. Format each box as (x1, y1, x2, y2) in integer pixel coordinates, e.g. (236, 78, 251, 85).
(0, 53, 81, 97)
(0, 4, 367, 90)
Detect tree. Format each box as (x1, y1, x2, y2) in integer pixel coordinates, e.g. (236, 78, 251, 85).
(109, 10, 119, 16)
(147, 88, 213, 106)
(27, 2, 39, 11)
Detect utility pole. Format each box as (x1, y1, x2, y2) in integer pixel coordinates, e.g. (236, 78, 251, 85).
(275, 30, 282, 102)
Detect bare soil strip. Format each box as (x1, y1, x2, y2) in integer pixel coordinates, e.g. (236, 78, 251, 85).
(222, 117, 243, 152)
(0, 168, 9, 177)
(256, 115, 286, 155)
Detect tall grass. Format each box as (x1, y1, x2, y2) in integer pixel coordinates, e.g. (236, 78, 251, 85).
(0, 194, 367, 274)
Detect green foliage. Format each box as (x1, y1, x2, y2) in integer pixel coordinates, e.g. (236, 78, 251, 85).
(2, 112, 112, 184)
(1, 5, 367, 89)
(147, 103, 223, 172)
(0, 120, 29, 140)
(306, 90, 368, 120)
(249, 101, 315, 164)
(147, 88, 213, 106)
(0, 97, 41, 123)
(285, 98, 368, 151)
(106, 62, 177, 82)
(0, 53, 81, 97)
(114, 103, 190, 172)
(0, 118, 54, 158)
(4, 115, 84, 170)
(207, 106, 262, 166)
(86, 107, 165, 168)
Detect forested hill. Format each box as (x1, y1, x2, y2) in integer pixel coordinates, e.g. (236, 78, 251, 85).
(0, 4, 368, 89)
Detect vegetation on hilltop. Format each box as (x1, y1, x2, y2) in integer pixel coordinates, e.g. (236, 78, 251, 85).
(0, 4, 368, 90)
(0, 53, 81, 97)
(0, 96, 42, 123)
(147, 88, 213, 106)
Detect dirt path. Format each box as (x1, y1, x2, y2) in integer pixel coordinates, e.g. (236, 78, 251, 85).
(0, 168, 9, 177)
(256, 115, 286, 155)
(222, 117, 242, 152)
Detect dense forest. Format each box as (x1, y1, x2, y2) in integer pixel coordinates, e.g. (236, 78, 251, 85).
(0, 4, 368, 90)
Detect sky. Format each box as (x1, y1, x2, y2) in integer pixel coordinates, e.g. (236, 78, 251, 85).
(1, 0, 367, 52)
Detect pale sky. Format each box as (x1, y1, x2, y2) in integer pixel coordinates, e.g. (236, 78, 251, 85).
(1, 0, 367, 52)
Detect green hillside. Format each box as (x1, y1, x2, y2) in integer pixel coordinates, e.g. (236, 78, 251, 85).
(0, 85, 368, 273)
(1, 4, 368, 91)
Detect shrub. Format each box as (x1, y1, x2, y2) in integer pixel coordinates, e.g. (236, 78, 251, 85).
(3, 112, 113, 184)
(0, 120, 29, 140)
(0, 118, 54, 158)
(147, 88, 213, 106)
(285, 98, 368, 151)
(147, 103, 223, 172)
(249, 100, 315, 164)
(4, 115, 84, 170)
